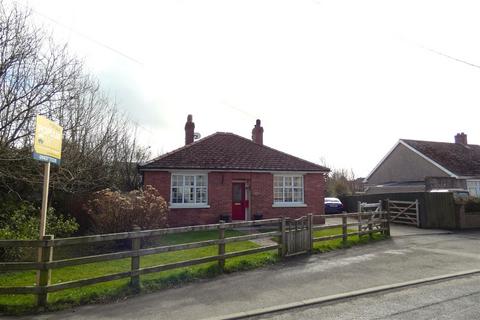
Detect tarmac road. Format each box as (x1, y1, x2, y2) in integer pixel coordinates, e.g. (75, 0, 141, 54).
(248, 273, 480, 320)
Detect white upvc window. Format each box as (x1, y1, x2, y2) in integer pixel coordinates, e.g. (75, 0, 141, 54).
(171, 173, 208, 207)
(467, 180, 480, 198)
(273, 175, 305, 206)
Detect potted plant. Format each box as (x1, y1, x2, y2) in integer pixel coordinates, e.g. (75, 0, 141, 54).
(253, 212, 263, 220)
(219, 213, 231, 222)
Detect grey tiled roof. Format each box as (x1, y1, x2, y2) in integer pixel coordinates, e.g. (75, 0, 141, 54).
(402, 139, 480, 177)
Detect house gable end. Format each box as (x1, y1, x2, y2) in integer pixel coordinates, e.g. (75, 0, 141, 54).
(365, 141, 453, 185)
(398, 140, 459, 178)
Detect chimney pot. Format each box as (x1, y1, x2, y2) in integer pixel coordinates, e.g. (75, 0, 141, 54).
(454, 132, 468, 145)
(185, 114, 195, 145)
(252, 119, 264, 145)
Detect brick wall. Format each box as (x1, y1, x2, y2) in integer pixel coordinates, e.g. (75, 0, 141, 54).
(143, 170, 326, 227)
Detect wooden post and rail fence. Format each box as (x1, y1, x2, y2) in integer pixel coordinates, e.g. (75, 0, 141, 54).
(0, 211, 390, 309)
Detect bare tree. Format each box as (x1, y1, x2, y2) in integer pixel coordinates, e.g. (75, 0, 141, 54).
(0, 1, 150, 203)
(0, 4, 82, 147)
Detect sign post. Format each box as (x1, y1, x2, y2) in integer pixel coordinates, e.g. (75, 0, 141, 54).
(33, 115, 63, 238)
(39, 162, 51, 238)
(33, 115, 62, 304)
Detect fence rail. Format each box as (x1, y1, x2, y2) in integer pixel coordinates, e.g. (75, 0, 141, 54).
(313, 212, 388, 244)
(0, 211, 389, 309)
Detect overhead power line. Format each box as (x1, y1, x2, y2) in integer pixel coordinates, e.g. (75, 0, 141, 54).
(420, 45, 480, 70)
(395, 32, 480, 70)
(13, 0, 144, 66)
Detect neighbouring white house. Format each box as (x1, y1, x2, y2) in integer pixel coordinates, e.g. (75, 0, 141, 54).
(364, 133, 480, 197)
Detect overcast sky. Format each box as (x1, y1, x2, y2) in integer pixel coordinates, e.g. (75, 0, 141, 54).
(17, 0, 480, 177)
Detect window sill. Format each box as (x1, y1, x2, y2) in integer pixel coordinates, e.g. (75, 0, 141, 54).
(169, 204, 211, 209)
(272, 203, 307, 208)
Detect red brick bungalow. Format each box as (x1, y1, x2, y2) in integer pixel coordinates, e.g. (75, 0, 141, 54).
(139, 115, 329, 227)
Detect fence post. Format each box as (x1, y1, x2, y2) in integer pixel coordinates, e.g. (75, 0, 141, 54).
(368, 216, 373, 240)
(369, 202, 379, 240)
(357, 201, 362, 239)
(130, 225, 141, 292)
(342, 215, 347, 247)
(308, 213, 314, 253)
(385, 199, 391, 237)
(415, 199, 420, 227)
(277, 218, 283, 258)
(218, 221, 226, 271)
(36, 235, 53, 309)
(280, 216, 287, 258)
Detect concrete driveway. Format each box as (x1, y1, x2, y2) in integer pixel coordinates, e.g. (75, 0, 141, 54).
(18, 227, 480, 320)
(325, 216, 453, 236)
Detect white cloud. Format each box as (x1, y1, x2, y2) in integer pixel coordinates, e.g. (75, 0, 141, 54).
(19, 0, 480, 176)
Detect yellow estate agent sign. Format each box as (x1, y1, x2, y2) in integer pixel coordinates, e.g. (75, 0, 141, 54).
(33, 115, 63, 165)
(32, 115, 63, 241)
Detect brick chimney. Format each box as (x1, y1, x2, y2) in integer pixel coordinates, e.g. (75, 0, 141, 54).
(455, 132, 468, 145)
(252, 119, 264, 145)
(185, 114, 195, 145)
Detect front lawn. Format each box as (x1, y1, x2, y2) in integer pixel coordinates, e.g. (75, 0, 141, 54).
(313, 227, 386, 252)
(0, 230, 277, 314)
(0, 227, 385, 315)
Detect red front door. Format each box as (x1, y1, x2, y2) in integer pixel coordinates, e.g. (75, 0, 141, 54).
(232, 183, 246, 220)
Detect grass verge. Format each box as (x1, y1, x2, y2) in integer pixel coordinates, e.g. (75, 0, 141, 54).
(313, 227, 386, 253)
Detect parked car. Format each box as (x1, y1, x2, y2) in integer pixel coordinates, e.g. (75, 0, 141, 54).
(324, 197, 345, 214)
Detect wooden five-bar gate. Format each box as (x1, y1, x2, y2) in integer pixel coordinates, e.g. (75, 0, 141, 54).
(387, 199, 420, 227)
(0, 211, 390, 309)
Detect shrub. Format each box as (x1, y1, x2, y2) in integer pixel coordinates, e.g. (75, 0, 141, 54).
(0, 200, 79, 261)
(465, 197, 480, 213)
(0, 200, 79, 239)
(85, 185, 169, 234)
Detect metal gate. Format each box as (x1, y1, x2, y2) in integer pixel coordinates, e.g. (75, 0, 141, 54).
(358, 201, 383, 233)
(284, 216, 312, 256)
(388, 200, 419, 227)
